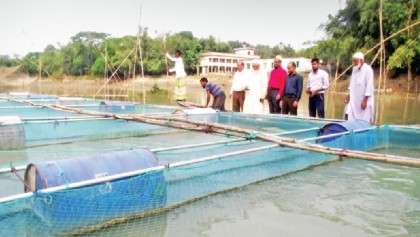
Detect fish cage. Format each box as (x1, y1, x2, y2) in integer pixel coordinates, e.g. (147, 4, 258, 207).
(0, 94, 419, 236)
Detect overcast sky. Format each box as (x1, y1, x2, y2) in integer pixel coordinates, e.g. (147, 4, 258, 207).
(0, 0, 341, 57)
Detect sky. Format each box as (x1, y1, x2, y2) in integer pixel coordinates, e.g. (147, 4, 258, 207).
(0, 0, 341, 57)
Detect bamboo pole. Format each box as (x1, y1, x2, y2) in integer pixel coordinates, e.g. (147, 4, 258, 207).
(143, 115, 420, 167)
(375, 0, 385, 124)
(330, 21, 420, 88)
(38, 57, 42, 94)
(163, 33, 170, 105)
(7, 98, 420, 167)
(93, 47, 136, 99)
(132, 33, 138, 103)
(139, 36, 146, 106)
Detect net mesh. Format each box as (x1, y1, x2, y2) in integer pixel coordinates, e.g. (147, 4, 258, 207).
(0, 95, 419, 236)
(0, 147, 336, 236)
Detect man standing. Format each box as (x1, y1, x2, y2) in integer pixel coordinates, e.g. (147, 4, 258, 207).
(229, 61, 249, 112)
(306, 58, 329, 118)
(243, 62, 268, 114)
(268, 55, 287, 114)
(345, 52, 374, 123)
(280, 62, 303, 116)
(200, 77, 226, 111)
(165, 49, 187, 101)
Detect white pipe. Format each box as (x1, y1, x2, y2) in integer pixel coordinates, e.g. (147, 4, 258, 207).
(0, 193, 34, 203)
(219, 113, 344, 123)
(1, 143, 278, 203)
(22, 116, 106, 121)
(0, 106, 36, 109)
(151, 137, 247, 152)
(271, 127, 320, 136)
(39, 166, 165, 194)
(24, 117, 115, 124)
(0, 166, 26, 174)
(169, 144, 279, 168)
(0, 138, 249, 175)
(298, 126, 379, 142)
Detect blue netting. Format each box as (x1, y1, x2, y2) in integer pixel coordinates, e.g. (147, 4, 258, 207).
(0, 95, 419, 236)
(68, 104, 178, 115)
(0, 101, 28, 107)
(23, 119, 177, 146)
(217, 113, 325, 133)
(0, 147, 336, 236)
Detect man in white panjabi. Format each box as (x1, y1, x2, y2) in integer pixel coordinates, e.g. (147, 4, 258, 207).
(243, 63, 268, 114)
(165, 49, 187, 101)
(345, 52, 375, 123)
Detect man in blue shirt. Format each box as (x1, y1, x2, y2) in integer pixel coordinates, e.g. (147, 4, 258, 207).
(200, 77, 226, 111)
(280, 62, 303, 116)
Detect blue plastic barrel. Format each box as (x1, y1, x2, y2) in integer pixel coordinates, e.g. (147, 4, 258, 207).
(318, 120, 372, 142)
(24, 149, 167, 234)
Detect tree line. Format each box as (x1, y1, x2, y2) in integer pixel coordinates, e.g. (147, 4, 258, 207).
(0, 0, 418, 80)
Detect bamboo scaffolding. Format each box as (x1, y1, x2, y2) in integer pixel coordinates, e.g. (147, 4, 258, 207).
(163, 33, 170, 104)
(93, 47, 136, 99)
(330, 21, 420, 88)
(6, 99, 420, 168)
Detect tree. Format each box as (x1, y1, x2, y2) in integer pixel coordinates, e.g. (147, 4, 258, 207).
(0, 55, 18, 67)
(185, 40, 203, 74)
(323, 0, 419, 76)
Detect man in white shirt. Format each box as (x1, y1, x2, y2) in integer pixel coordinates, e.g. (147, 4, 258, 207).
(306, 58, 329, 118)
(230, 61, 249, 112)
(165, 49, 187, 101)
(243, 62, 268, 114)
(345, 52, 375, 124)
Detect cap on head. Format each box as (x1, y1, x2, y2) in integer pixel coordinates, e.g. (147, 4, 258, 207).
(353, 52, 364, 60)
(275, 55, 283, 61)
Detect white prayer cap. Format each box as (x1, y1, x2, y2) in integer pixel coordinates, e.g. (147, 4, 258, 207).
(353, 52, 364, 60)
(275, 55, 283, 61)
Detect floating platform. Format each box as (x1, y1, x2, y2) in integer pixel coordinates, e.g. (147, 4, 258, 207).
(0, 93, 418, 236)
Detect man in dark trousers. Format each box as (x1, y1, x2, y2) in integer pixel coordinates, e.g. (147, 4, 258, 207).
(268, 55, 287, 114)
(306, 58, 329, 118)
(280, 62, 303, 116)
(200, 77, 226, 111)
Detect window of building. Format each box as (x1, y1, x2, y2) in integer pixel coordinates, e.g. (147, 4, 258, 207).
(296, 61, 300, 68)
(246, 63, 251, 69)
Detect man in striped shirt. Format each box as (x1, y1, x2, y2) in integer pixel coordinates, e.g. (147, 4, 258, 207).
(200, 77, 226, 111)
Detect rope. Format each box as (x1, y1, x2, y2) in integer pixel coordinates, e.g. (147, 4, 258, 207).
(55, 162, 70, 190)
(339, 149, 348, 161)
(11, 166, 34, 192)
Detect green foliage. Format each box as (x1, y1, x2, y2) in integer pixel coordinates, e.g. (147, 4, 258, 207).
(387, 39, 420, 72)
(91, 57, 105, 76)
(255, 45, 274, 59)
(21, 52, 40, 75)
(185, 40, 203, 74)
(0, 55, 18, 67)
(322, 0, 419, 75)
